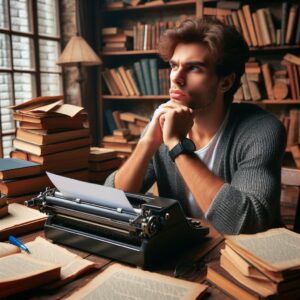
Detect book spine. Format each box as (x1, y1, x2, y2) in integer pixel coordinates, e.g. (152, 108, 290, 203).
(285, 6, 297, 44)
(149, 58, 159, 95)
(242, 5, 258, 47)
(261, 64, 274, 99)
(256, 9, 271, 46)
(133, 61, 147, 95)
(140, 58, 153, 95)
(281, 2, 289, 45)
(286, 62, 297, 100)
(126, 69, 140, 96)
(295, 11, 300, 44)
(252, 12, 263, 47)
(264, 8, 276, 45)
(237, 9, 252, 47)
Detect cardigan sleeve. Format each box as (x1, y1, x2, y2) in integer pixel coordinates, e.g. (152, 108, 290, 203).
(205, 116, 286, 235)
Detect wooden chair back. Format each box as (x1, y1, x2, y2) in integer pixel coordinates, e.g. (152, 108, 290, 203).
(281, 167, 300, 233)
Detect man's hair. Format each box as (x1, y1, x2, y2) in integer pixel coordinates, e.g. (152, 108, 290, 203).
(158, 18, 250, 106)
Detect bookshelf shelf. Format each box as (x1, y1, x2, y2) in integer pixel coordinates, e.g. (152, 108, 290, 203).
(102, 95, 170, 101)
(104, 97, 300, 104)
(101, 50, 159, 56)
(235, 100, 300, 105)
(101, 45, 300, 56)
(103, 0, 216, 12)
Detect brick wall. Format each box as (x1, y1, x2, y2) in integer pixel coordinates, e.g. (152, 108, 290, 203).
(61, 0, 80, 106)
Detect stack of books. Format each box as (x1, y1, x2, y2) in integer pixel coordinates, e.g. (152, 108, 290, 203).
(89, 147, 124, 184)
(101, 27, 133, 52)
(207, 228, 300, 299)
(0, 158, 48, 204)
(0, 196, 8, 218)
(10, 96, 90, 180)
(102, 127, 138, 158)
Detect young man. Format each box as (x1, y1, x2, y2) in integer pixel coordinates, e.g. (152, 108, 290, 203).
(105, 18, 286, 235)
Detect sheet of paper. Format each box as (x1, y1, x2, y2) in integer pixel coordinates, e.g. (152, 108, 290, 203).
(25, 237, 96, 281)
(47, 172, 134, 212)
(66, 264, 207, 300)
(54, 104, 84, 117)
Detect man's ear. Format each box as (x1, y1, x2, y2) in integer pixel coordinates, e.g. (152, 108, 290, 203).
(220, 73, 236, 93)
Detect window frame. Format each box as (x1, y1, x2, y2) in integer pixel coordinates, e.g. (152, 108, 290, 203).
(0, 0, 63, 157)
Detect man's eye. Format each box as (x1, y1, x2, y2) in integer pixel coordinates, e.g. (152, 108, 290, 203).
(189, 66, 200, 71)
(169, 63, 177, 69)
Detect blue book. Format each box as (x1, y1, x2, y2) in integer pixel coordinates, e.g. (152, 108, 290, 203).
(140, 58, 153, 95)
(149, 58, 159, 95)
(133, 61, 147, 95)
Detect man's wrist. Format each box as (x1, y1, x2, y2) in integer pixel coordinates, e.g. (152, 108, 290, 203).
(165, 137, 181, 150)
(139, 137, 161, 154)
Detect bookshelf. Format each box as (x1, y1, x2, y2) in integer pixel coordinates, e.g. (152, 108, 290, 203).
(97, 0, 300, 166)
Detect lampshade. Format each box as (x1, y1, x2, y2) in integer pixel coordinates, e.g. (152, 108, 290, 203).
(57, 36, 102, 66)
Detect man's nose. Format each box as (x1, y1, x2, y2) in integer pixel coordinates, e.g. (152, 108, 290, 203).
(172, 68, 185, 86)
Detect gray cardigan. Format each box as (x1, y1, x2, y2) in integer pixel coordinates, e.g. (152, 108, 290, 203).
(105, 103, 286, 235)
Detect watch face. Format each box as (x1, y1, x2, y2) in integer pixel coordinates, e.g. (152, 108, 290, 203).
(182, 138, 196, 152)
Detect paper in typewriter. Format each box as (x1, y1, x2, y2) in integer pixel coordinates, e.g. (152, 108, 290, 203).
(225, 228, 300, 271)
(65, 264, 207, 300)
(47, 172, 134, 212)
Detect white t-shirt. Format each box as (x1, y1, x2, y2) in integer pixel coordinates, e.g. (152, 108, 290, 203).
(185, 111, 230, 218)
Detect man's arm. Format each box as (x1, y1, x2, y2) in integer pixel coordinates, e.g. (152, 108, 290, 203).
(166, 115, 286, 234)
(111, 105, 169, 192)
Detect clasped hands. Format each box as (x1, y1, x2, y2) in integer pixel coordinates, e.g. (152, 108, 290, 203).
(141, 100, 194, 150)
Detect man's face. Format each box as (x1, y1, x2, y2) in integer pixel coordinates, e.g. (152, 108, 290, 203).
(169, 43, 221, 110)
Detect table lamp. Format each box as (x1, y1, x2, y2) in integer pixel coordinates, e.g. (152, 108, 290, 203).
(56, 34, 102, 104)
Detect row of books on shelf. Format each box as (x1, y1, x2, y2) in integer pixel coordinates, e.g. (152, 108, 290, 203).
(207, 228, 300, 299)
(206, 2, 300, 47)
(101, 19, 183, 51)
(102, 53, 300, 101)
(103, 2, 300, 50)
(102, 59, 170, 96)
(234, 53, 300, 102)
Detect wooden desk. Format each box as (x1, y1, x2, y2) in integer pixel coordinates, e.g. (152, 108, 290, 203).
(15, 220, 231, 300)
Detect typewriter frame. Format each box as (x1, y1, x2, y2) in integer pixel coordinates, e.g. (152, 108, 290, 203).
(27, 188, 209, 269)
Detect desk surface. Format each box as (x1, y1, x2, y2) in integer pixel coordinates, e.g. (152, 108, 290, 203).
(15, 220, 232, 300)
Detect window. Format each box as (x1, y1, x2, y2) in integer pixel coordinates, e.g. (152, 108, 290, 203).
(0, 0, 62, 157)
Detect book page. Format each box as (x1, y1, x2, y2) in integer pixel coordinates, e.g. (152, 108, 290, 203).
(226, 228, 300, 271)
(0, 203, 46, 230)
(25, 237, 96, 281)
(0, 242, 20, 258)
(0, 253, 59, 281)
(54, 104, 84, 117)
(31, 100, 63, 113)
(66, 264, 207, 300)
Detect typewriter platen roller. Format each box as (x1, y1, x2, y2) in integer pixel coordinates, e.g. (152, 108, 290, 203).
(27, 188, 209, 269)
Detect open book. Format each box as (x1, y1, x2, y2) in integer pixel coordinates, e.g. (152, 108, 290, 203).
(65, 264, 207, 300)
(0, 242, 60, 298)
(225, 228, 300, 272)
(0, 237, 97, 298)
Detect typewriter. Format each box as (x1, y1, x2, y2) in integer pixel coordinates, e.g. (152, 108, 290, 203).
(26, 188, 209, 269)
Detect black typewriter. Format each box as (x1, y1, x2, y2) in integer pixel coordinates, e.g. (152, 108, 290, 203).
(26, 188, 209, 269)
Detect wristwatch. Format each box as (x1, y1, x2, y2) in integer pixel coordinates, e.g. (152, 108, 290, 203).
(169, 138, 196, 162)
